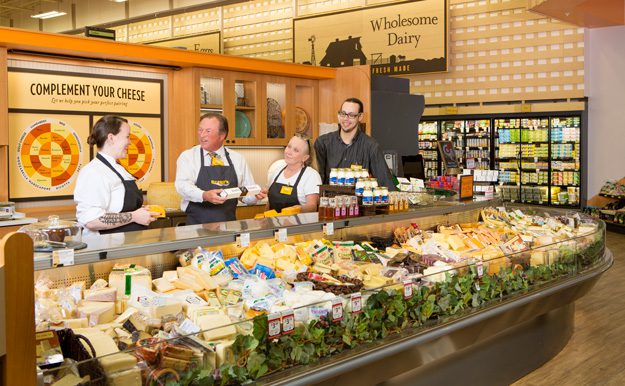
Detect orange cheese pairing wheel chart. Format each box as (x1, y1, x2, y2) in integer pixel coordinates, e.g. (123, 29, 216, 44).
(17, 119, 82, 191)
(118, 121, 155, 182)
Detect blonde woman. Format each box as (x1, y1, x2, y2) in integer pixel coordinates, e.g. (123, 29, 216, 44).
(267, 134, 321, 213)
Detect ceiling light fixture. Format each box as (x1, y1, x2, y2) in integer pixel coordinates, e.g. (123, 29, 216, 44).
(31, 10, 67, 19)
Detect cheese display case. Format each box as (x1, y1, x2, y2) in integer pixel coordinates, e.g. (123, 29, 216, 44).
(0, 199, 611, 386)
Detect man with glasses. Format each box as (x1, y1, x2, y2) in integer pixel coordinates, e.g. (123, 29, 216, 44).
(314, 97, 396, 190)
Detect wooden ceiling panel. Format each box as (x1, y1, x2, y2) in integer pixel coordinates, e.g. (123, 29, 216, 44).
(530, 0, 624, 28)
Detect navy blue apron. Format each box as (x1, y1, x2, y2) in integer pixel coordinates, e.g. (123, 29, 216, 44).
(185, 148, 238, 225)
(96, 154, 146, 234)
(268, 166, 306, 212)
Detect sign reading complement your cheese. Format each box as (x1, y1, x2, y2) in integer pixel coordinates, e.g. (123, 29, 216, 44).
(7, 67, 164, 200)
(293, 0, 447, 76)
(8, 71, 161, 114)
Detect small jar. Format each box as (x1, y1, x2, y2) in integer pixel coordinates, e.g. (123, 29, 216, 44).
(340, 196, 347, 218)
(352, 196, 360, 217)
(363, 188, 374, 206)
(373, 187, 382, 206)
(381, 187, 389, 205)
(355, 179, 365, 196)
(329, 168, 338, 185)
(370, 179, 378, 189)
(318, 196, 329, 220)
(334, 196, 343, 218)
(346, 169, 355, 186)
(337, 169, 346, 186)
(328, 197, 337, 219)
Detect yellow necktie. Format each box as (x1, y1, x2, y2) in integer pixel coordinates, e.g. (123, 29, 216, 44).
(208, 151, 224, 166)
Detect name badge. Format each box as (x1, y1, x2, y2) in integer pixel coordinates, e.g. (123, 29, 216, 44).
(280, 186, 293, 195)
(211, 179, 230, 187)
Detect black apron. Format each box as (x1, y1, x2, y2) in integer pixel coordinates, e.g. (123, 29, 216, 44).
(96, 153, 146, 234)
(268, 166, 306, 212)
(186, 148, 238, 225)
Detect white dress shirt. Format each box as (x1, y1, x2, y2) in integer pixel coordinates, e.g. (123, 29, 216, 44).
(74, 152, 136, 235)
(268, 166, 321, 205)
(175, 145, 258, 211)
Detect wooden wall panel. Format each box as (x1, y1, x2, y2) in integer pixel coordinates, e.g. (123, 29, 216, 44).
(0, 48, 6, 146)
(169, 67, 198, 179)
(319, 66, 371, 134)
(1, 232, 35, 386)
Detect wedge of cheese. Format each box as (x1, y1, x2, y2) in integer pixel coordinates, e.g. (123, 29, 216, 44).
(100, 352, 137, 374)
(107, 367, 142, 386)
(78, 301, 115, 326)
(152, 278, 176, 293)
(84, 287, 117, 302)
(197, 313, 237, 341)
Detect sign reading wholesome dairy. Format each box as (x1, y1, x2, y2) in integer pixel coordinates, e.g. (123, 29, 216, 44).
(294, 0, 447, 75)
(8, 65, 165, 200)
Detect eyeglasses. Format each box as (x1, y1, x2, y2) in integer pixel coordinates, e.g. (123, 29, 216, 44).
(338, 111, 361, 120)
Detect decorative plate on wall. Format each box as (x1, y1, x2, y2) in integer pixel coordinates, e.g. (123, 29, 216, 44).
(235, 111, 252, 138)
(267, 97, 284, 138)
(295, 106, 311, 136)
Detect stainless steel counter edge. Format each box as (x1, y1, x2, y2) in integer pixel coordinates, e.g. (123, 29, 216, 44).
(264, 248, 613, 386)
(34, 199, 499, 270)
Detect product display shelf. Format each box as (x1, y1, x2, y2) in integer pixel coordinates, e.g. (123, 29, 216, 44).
(17, 202, 610, 386)
(417, 121, 440, 178)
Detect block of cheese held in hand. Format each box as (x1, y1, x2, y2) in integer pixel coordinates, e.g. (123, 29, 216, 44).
(108, 264, 152, 298)
(78, 301, 115, 326)
(197, 312, 237, 341)
(128, 286, 182, 319)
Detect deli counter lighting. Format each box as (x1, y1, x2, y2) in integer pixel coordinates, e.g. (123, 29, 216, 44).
(30, 11, 67, 19)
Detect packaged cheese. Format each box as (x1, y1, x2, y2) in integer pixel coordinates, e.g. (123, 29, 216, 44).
(77, 301, 115, 326)
(128, 286, 182, 319)
(108, 264, 152, 298)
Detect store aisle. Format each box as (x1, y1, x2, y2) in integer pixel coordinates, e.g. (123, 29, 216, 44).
(512, 232, 625, 386)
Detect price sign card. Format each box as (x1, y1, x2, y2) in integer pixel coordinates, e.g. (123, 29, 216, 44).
(281, 309, 295, 335)
(267, 312, 282, 339)
(403, 280, 413, 299)
(331, 297, 343, 322)
(237, 233, 250, 248)
(350, 292, 362, 314)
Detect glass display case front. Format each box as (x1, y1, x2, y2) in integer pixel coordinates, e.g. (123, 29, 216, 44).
(32, 202, 608, 386)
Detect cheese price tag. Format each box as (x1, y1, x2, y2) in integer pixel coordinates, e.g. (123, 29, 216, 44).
(267, 312, 282, 339)
(275, 228, 287, 242)
(476, 261, 484, 278)
(331, 297, 343, 322)
(52, 248, 75, 267)
(236, 233, 250, 248)
(403, 280, 413, 299)
(350, 292, 362, 314)
(281, 309, 295, 335)
(323, 222, 334, 236)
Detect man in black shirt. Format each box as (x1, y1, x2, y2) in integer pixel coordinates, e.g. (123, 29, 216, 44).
(314, 97, 397, 190)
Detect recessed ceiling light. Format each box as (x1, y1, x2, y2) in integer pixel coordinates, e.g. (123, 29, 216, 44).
(31, 11, 67, 19)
